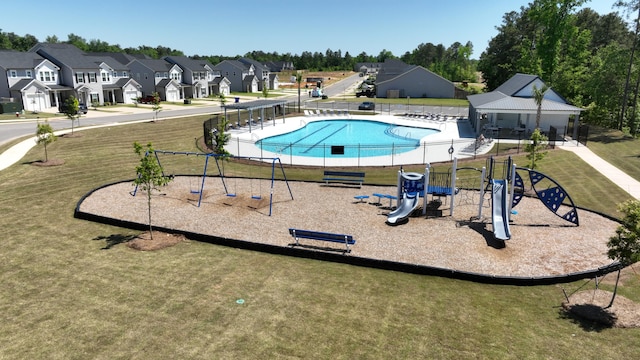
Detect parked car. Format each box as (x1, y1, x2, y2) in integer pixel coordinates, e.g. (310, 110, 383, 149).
(358, 101, 375, 110)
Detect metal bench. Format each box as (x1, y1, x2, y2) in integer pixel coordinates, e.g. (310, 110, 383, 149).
(288, 228, 355, 252)
(322, 171, 365, 188)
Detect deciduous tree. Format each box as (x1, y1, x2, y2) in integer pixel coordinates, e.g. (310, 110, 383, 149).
(35, 121, 56, 162)
(133, 142, 173, 240)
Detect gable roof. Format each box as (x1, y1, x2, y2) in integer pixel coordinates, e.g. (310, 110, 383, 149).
(0, 50, 47, 70)
(213, 59, 249, 72)
(239, 57, 268, 72)
(164, 55, 214, 71)
(494, 73, 539, 96)
(30, 43, 99, 69)
(132, 58, 175, 72)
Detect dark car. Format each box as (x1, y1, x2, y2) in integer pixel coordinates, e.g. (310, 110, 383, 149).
(358, 101, 375, 110)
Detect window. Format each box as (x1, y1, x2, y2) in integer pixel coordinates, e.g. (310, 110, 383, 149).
(90, 93, 99, 103)
(102, 71, 111, 82)
(39, 71, 53, 82)
(123, 71, 128, 78)
(89, 73, 97, 83)
(76, 73, 84, 83)
(10, 70, 17, 78)
(26, 70, 32, 78)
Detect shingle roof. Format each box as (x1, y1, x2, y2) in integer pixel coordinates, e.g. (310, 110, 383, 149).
(494, 73, 539, 96)
(31, 43, 98, 69)
(164, 55, 213, 71)
(0, 50, 46, 69)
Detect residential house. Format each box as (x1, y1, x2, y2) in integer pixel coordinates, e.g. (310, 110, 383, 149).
(95, 57, 141, 104)
(128, 58, 183, 102)
(30, 43, 105, 106)
(164, 55, 224, 98)
(213, 60, 258, 93)
(264, 60, 294, 72)
(374, 59, 456, 99)
(467, 73, 583, 137)
(0, 50, 62, 113)
(354, 62, 382, 75)
(238, 58, 277, 91)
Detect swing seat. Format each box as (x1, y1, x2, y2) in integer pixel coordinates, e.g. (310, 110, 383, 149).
(251, 195, 262, 200)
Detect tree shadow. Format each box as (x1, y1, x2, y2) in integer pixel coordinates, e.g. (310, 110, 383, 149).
(93, 234, 137, 249)
(558, 304, 616, 332)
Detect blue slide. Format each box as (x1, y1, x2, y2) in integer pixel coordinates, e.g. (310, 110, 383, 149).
(491, 180, 511, 240)
(386, 192, 420, 224)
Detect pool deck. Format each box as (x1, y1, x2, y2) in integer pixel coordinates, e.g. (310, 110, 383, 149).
(227, 114, 484, 166)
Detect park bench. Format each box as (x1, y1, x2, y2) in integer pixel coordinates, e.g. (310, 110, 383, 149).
(288, 228, 356, 253)
(322, 170, 365, 188)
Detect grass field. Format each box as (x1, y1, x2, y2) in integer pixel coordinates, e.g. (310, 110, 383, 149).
(0, 115, 639, 358)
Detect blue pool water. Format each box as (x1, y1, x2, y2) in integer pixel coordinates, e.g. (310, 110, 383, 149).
(255, 119, 440, 158)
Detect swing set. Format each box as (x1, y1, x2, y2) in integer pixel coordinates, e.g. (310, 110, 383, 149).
(131, 150, 294, 216)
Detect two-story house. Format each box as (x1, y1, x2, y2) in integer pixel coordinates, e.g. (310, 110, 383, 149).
(30, 43, 106, 106)
(238, 58, 277, 91)
(165, 56, 218, 99)
(0, 50, 64, 113)
(128, 58, 183, 102)
(213, 60, 258, 93)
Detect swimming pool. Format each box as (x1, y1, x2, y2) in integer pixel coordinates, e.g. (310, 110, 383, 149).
(255, 119, 440, 158)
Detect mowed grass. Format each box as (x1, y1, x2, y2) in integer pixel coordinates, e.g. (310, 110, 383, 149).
(0, 116, 639, 359)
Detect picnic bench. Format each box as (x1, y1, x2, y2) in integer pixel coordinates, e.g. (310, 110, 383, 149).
(322, 170, 365, 188)
(288, 228, 356, 253)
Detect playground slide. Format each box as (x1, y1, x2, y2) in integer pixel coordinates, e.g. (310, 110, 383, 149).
(491, 179, 511, 240)
(386, 192, 420, 224)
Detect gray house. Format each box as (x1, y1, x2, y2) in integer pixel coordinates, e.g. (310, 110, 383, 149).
(164, 55, 223, 98)
(30, 43, 105, 106)
(0, 50, 62, 112)
(213, 60, 258, 93)
(374, 59, 456, 99)
(467, 73, 583, 137)
(128, 58, 183, 101)
(238, 58, 278, 90)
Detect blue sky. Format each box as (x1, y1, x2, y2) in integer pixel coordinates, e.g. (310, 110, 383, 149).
(1, 0, 619, 59)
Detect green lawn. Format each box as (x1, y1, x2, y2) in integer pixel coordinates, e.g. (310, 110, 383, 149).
(0, 116, 639, 358)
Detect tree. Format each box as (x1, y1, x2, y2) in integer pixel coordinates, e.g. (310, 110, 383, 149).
(62, 96, 80, 134)
(211, 117, 231, 156)
(35, 121, 56, 162)
(151, 92, 162, 121)
(133, 142, 173, 240)
(606, 199, 640, 307)
(524, 128, 548, 169)
(295, 71, 303, 113)
(532, 83, 549, 129)
(262, 79, 269, 98)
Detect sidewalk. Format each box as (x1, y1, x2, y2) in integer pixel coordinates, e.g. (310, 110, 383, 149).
(559, 141, 640, 199)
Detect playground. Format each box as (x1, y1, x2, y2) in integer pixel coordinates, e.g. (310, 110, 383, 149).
(76, 161, 619, 280)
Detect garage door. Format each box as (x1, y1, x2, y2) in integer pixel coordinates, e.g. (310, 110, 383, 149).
(25, 93, 47, 112)
(166, 89, 179, 102)
(124, 91, 138, 104)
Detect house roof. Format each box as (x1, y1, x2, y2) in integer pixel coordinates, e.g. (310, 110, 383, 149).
(31, 43, 99, 69)
(133, 58, 175, 72)
(470, 94, 582, 114)
(164, 55, 214, 71)
(213, 59, 249, 72)
(9, 78, 47, 91)
(239, 58, 268, 72)
(0, 50, 46, 69)
(494, 73, 539, 96)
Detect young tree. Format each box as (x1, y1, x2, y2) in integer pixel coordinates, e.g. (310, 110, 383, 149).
(151, 92, 162, 121)
(62, 96, 80, 134)
(295, 71, 303, 113)
(218, 93, 227, 108)
(211, 117, 231, 157)
(532, 83, 549, 129)
(262, 79, 269, 98)
(524, 128, 548, 169)
(606, 199, 640, 307)
(35, 121, 56, 162)
(133, 142, 173, 240)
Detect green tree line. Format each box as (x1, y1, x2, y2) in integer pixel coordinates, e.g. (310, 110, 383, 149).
(0, 30, 478, 84)
(478, 0, 640, 134)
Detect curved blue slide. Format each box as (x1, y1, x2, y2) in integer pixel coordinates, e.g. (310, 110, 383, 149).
(386, 192, 420, 224)
(491, 180, 511, 240)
